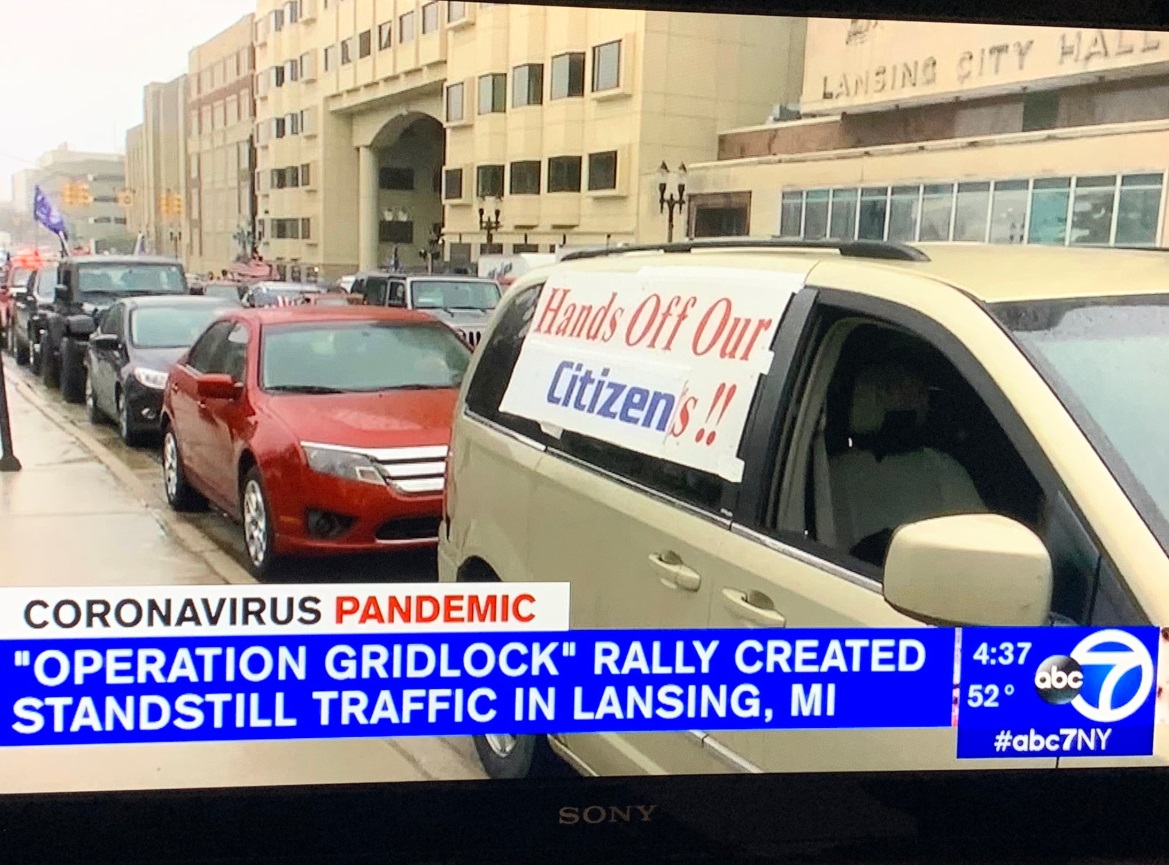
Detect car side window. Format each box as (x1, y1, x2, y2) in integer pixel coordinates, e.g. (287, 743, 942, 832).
(35, 269, 57, 302)
(464, 281, 733, 515)
(100, 304, 124, 339)
(206, 324, 249, 382)
(762, 303, 1096, 624)
(187, 321, 234, 373)
(389, 281, 407, 307)
(362, 277, 388, 306)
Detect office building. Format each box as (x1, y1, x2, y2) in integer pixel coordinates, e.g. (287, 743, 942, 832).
(687, 19, 1169, 247)
(19, 144, 133, 252)
(123, 75, 188, 258)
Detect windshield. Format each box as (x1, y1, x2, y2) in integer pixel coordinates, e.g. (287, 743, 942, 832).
(34, 267, 57, 300)
(993, 294, 1169, 554)
(410, 279, 501, 311)
(77, 263, 186, 297)
(261, 320, 471, 392)
(129, 305, 231, 349)
(204, 284, 241, 302)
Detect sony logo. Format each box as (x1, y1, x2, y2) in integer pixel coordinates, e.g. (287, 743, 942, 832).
(558, 804, 659, 825)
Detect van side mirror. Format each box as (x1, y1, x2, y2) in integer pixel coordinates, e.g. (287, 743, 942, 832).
(54, 283, 72, 304)
(883, 514, 1052, 626)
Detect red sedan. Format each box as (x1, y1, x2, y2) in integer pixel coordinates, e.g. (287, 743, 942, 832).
(160, 305, 472, 578)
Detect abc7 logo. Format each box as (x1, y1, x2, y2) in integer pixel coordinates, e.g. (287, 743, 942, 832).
(1033, 629, 1156, 723)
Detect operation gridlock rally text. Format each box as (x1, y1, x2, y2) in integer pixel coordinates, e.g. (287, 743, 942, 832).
(0, 585, 1162, 760)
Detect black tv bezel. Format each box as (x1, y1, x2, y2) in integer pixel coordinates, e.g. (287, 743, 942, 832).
(5, 767, 1169, 865)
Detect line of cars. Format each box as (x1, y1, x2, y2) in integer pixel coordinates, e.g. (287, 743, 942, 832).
(1, 253, 500, 580)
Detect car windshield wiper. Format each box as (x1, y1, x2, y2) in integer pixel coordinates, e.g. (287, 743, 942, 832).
(358, 383, 453, 391)
(267, 385, 348, 394)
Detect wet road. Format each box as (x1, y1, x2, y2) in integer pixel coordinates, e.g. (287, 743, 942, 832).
(8, 362, 439, 584)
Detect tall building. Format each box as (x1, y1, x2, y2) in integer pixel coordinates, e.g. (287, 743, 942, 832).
(186, 14, 257, 277)
(688, 20, 1169, 247)
(20, 145, 133, 252)
(251, 1, 804, 280)
(122, 75, 188, 258)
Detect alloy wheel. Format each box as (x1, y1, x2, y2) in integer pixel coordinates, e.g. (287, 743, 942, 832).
(484, 734, 518, 758)
(242, 479, 268, 567)
(162, 433, 179, 502)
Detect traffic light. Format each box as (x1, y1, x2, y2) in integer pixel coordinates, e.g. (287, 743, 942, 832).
(160, 192, 184, 217)
(60, 181, 92, 206)
(61, 183, 78, 206)
(75, 183, 93, 206)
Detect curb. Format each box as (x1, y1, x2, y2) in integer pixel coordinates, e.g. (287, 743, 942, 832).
(10, 376, 256, 587)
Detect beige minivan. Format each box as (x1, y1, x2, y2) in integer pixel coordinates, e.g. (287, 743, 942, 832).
(438, 239, 1169, 779)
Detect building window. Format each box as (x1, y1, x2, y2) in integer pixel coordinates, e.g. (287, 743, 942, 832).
(274, 65, 286, 87)
(478, 73, 506, 114)
(477, 164, 505, 198)
(380, 220, 414, 243)
(341, 38, 353, 64)
(378, 21, 392, 50)
(422, 2, 440, 33)
(1070, 175, 1117, 245)
(1114, 172, 1162, 246)
(988, 179, 1028, 244)
(274, 117, 287, 138)
(828, 188, 858, 239)
(512, 63, 543, 107)
(287, 58, 300, 81)
(953, 181, 992, 242)
(591, 40, 621, 92)
(919, 183, 955, 241)
(550, 52, 585, 99)
(509, 161, 541, 195)
(114, 217, 127, 225)
(1028, 177, 1071, 245)
(443, 168, 464, 200)
(586, 150, 617, 191)
(802, 190, 829, 239)
(271, 8, 284, 31)
(445, 82, 465, 122)
(301, 218, 311, 240)
(300, 163, 311, 186)
(448, 0, 466, 21)
(547, 155, 581, 192)
(887, 185, 921, 242)
(1022, 91, 1060, 132)
(857, 187, 887, 240)
(288, 112, 301, 135)
(359, 30, 372, 58)
(324, 45, 334, 70)
(400, 11, 415, 42)
(286, 0, 299, 24)
(379, 167, 415, 190)
(778, 191, 802, 238)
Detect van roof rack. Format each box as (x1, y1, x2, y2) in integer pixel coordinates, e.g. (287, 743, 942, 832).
(557, 238, 930, 263)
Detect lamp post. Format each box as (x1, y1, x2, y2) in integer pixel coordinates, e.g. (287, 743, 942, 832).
(232, 225, 254, 260)
(478, 197, 502, 247)
(419, 227, 444, 274)
(657, 161, 688, 243)
(168, 227, 182, 259)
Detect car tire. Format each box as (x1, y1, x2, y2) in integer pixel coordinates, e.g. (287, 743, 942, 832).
(162, 426, 207, 513)
(473, 733, 557, 780)
(116, 390, 146, 447)
(14, 331, 29, 366)
(59, 339, 86, 404)
(84, 374, 104, 425)
(241, 466, 284, 580)
(29, 331, 43, 375)
(40, 332, 60, 388)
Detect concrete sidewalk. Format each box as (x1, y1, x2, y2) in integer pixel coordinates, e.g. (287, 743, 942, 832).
(0, 374, 226, 587)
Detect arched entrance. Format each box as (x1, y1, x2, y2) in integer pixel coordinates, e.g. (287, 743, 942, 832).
(357, 111, 445, 271)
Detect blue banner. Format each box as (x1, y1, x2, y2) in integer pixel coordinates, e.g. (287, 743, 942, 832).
(1, 629, 954, 747)
(956, 627, 1159, 759)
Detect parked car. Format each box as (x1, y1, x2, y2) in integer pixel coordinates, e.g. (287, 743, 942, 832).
(39, 255, 189, 403)
(350, 272, 502, 349)
(201, 282, 245, 304)
(243, 282, 323, 308)
(160, 305, 472, 578)
(85, 295, 239, 445)
(1, 252, 38, 346)
(7, 261, 57, 369)
(439, 239, 1169, 780)
(307, 293, 364, 307)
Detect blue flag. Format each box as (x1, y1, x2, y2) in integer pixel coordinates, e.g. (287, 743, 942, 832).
(32, 185, 67, 237)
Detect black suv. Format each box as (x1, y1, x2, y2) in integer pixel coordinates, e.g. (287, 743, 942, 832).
(39, 255, 188, 403)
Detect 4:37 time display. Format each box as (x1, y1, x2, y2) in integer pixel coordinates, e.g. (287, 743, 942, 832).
(971, 641, 1032, 666)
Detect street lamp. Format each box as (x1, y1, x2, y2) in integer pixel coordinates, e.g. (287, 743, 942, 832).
(478, 197, 502, 246)
(419, 227, 444, 274)
(657, 161, 687, 243)
(232, 224, 255, 260)
(167, 227, 182, 258)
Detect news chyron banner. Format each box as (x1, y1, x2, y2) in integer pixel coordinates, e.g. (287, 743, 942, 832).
(0, 586, 1160, 761)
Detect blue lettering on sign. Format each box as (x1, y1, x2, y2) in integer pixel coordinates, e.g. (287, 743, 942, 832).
(545, 361, 677, 432)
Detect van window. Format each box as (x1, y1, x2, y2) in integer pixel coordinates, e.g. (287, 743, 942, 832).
(465, 281, 735, 515)
(765, 309, 1098, 624)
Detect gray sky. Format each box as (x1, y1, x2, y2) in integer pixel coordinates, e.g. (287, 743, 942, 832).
(0, 0, 253, 202)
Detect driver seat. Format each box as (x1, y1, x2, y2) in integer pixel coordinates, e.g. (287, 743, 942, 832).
(815, 360, 987, 565)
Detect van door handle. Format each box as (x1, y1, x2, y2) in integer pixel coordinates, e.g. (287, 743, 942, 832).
(721, 588, 786, 627)
(648, 552, 701, 592)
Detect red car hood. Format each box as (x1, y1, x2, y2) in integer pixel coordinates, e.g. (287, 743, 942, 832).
(266, 389, 458, 450)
